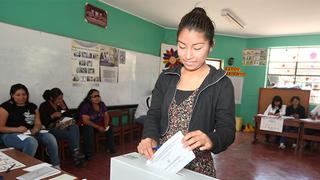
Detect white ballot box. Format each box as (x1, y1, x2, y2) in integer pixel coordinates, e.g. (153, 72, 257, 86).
(111, 152, 217, 180)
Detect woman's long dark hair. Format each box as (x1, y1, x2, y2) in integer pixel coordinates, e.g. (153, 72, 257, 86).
(271, 95, 283, 109)
(42, 88, 63, 101)
(9, 83, 29, 105)
(78, 89, 99, 110)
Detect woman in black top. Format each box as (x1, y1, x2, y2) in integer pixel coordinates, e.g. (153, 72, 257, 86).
(39, 88, 85, 166)
(279, 96, 306, 149)
(0, 84, 60, 168)
(137, 7, 235, 177)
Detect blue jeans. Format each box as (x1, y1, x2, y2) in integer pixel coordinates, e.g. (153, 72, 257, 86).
(1, 132, 60, 166)
(49, 124, 80, 151)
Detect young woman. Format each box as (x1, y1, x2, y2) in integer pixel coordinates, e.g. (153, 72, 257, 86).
(279, 96, 305, 149)
(137, 7, 235, 178)
(39, 88, 85, 166)
(0, 84, 60, 168)
(263, 95, 286, 144)
(264, 95, 286, 116)
(78, 89, 116, 159)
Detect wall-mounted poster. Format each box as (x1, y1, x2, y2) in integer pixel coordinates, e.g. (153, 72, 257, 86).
(159, 43, 181, 73)
(100, 45, 119, 83)
(85, 3, 108, 28)
(71, 40, 100, 86)
(242, 48, 267, 66)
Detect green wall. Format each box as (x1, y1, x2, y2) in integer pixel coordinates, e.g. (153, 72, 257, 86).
(1, 0, 319, 124)
(0, 0, 164, 56)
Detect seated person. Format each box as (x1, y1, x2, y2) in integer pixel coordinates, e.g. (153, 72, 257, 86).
(310, 104, 320, 119)
(39, 88, 85, 167)
(264, 95, 286, 143)
(78, 89, 116, 159)
(134, 94, 152, 124)
(279, 96, 305, 149)
(0, 84, 60, 168)
(264, 95, 286, 116)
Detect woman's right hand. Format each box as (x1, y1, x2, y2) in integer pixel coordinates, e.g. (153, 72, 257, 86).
(137, 138, 157, 160)
(15, 126, 27, 133)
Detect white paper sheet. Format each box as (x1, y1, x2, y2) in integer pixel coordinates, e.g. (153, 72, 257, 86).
(147, 131, 195, 174)
(49, 174, 77, 180)
(23, 162, 52, 172)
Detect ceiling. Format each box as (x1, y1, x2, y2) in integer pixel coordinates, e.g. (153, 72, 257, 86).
(100, 0, 320, 38)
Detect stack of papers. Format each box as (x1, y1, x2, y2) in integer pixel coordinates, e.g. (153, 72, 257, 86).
(147, 131, 195, 174)
(17, 166, 60, 180)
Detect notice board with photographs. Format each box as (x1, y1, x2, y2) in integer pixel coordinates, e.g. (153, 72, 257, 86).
(0, 22, 159, 107)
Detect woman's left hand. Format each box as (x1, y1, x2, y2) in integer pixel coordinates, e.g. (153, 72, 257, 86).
(182, 130, 213, 151)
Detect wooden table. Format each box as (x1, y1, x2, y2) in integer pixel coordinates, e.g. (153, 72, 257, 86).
(253, 116, 302, 150)
(0, 148, 76, 179)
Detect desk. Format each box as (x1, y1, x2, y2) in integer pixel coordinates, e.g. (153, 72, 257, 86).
(299, 120, 320, 151)
(253, 116, 301, 150)
(0, 148, 76, 179)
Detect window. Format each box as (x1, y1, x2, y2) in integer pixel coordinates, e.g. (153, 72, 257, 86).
(267, 47, 320, 104)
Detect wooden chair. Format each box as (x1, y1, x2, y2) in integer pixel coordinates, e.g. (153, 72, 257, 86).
(299, 120, 320, 152)
(130, 109, 143, 140)
(108, 110, 123, 146)
(121, 109, 132, 143)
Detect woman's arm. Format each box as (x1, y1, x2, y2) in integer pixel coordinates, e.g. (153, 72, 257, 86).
(0, 107, 27, 133)
(207, 77, 235, 154)
(31, 109, 42, 134)
(82, 114, 104, 131)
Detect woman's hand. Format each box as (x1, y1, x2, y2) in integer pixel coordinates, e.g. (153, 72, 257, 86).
(52, 112, 62, 119)
(15, 126, 27, 133)
(182, 130, 213, 151)
(137, 138, 157, 159)
(30, 127, 40, 135)
(97, 125, 105, 133)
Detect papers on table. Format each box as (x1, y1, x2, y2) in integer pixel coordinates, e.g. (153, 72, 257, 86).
(147, 131, 195, 174)
(17, 166, 60, 180)
(49, 174, 77, 180)
(23, 162, 52, 172)
(0, 151, 25, 172)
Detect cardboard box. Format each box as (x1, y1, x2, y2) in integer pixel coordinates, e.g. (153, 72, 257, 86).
(110, 152, 217, 180)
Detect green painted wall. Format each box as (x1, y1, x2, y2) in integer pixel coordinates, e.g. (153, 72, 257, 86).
(0, 0, 164, 56)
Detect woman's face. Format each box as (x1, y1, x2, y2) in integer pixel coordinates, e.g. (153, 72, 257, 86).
(53, 95, 64, 106)
(90, 91, 101, 104)
(177, 28, 211, 71)
(292, 98, 300, 107)
(11, 89, 27, 105)
(274, 101, 281, 107)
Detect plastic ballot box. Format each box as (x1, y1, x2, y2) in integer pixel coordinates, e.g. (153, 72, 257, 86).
(110, 152, 217, 180)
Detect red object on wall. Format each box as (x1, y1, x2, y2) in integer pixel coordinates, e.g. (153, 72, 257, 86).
(85, 3, 107, 28)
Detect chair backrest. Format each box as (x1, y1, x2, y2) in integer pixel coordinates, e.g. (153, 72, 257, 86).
(257, 88, 310, 115)
(108, 110, 123, 126)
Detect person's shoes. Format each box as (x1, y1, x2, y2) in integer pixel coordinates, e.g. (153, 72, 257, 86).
(291, 143, 297, 149)
(72, 149, 85, 167)
(279, 143, 286, 149)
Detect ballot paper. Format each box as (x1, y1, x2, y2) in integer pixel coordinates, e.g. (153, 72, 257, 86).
(147, 131, 195, 174)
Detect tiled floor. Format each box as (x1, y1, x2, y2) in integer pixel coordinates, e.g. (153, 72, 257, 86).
(61, 132, 320, 180)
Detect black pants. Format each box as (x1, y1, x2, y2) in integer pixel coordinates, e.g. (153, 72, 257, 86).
(81, 125, 115, 155)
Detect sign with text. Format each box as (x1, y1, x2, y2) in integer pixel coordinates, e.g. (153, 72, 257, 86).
(260, 116, 284, 132)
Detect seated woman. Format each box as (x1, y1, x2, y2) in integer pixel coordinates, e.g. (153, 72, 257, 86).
(264, 95, 286, 116)
(263, 95, 286, 144)
(39, 88, 85, 167)
(0, 84, 60, 168)
(279, 96, 305, 149)
(78, 89, 116, 159)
